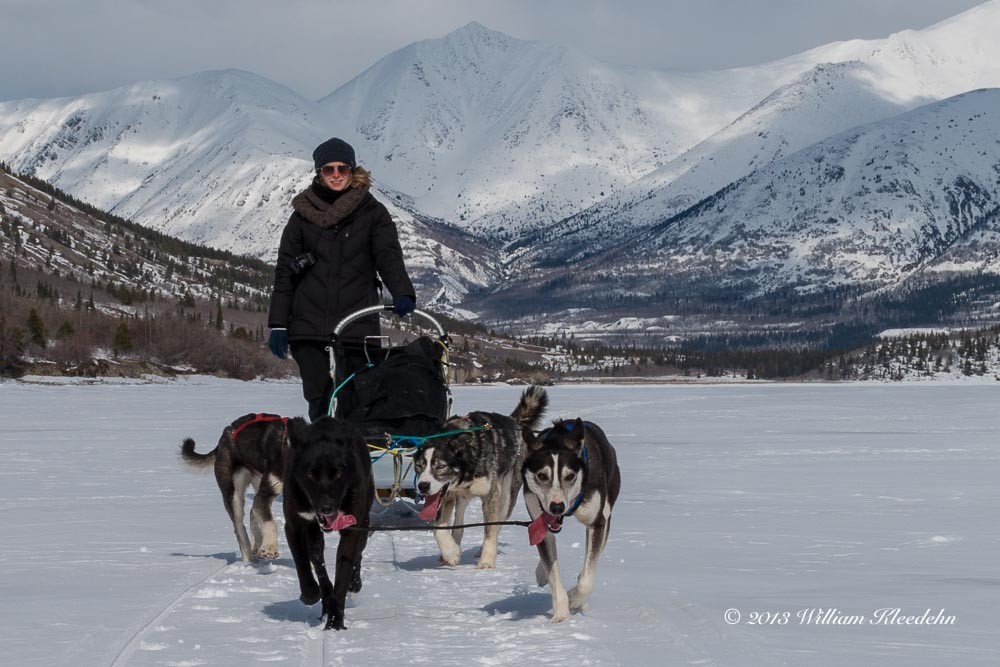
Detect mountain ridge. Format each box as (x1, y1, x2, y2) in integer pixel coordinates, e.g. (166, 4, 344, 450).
(2, 5, 1000, 329)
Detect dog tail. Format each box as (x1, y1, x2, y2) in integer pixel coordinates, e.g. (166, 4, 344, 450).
(180, 435, 219, 471)
(511, 385, 548, 431)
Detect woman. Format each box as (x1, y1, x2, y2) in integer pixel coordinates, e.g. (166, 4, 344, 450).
(267, 137, 416, 421)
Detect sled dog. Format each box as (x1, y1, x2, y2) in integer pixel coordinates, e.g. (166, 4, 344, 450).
(282, 416, 373, 631)
(413, 385, 548, 568)
(522, 418, 621, 622)
(180, 413, 288, 563)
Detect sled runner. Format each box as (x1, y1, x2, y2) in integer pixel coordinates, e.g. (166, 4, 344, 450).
(326, 305, 453, 505)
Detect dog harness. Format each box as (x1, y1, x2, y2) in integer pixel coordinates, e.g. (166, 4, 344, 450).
(230, 413, 289, 442)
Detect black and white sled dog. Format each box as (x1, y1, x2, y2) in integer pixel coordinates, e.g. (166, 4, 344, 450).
(522, 418, 621, 622)
(282, 416, 373, 631)
(180, 413, 288, 563)
(413, 385, 548, 568)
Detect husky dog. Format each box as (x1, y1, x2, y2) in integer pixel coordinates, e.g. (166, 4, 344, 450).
(413, 386, 548, 569)
(283, 416, 373, 631)
(522, 418, 621, 622)
(180, 413, 288, 563)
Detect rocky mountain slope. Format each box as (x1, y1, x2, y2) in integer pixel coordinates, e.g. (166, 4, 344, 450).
(481, 89, 1000, 342)
(517, 0, 1000, 267)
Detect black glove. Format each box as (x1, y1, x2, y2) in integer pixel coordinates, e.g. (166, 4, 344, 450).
(392, 295, 416, 317)
(267, 328, 288, 359)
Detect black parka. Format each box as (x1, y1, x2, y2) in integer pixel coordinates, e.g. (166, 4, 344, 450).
(267, 182, 415, 343)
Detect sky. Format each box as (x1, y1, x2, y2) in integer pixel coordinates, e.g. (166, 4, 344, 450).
(0, 0, 988, 102)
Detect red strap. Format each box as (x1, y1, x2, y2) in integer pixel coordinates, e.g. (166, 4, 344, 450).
(231, 413, 289, 442)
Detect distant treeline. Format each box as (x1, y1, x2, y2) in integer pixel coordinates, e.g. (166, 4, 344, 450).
(0, 264, 284, 379)
(829, 326, 1000, 381)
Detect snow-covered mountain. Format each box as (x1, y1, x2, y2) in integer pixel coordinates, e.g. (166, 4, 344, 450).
(519, 0, 1000, 266)
(317, 21, 788, 240)
(571, 89, 1000, 299)
(0, 69, 501, 309)
(0, 20, 814, 309)
(0, 70, 326, 253)
(2, 4, 1000, 327)
(0, 22, 826, 249)
(379, 192, 503, 310)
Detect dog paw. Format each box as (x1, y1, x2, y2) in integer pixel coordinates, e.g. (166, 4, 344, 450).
(439, 545, 461, 566)
(255, 547, 279, 560)
(550, 610, 570, 623)
(438, 552, 461, 566)
(324, 615, 346, 631)
(299, 588, 321, 606)
(475, 559, 496, 570)
(568, 588, 590, 611)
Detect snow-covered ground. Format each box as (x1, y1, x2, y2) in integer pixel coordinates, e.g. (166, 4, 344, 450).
(1, 379, 997, 666)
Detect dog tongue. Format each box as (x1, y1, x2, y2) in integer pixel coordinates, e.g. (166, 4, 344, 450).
(321, 512, 357, 531)
(527, 513, 563, 546)
(419, 492, 442, 521)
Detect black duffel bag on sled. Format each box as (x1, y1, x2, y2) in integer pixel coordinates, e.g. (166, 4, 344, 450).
(326, 305, 453, 502)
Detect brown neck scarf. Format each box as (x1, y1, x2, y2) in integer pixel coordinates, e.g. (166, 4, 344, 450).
(291, 180, 370, 229)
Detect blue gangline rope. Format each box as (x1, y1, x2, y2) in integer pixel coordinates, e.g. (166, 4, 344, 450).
(326, 363, 375, 417)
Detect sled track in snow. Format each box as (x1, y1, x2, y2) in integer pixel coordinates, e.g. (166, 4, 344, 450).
(107, 560, 233, 667)
(301, 626, 327, 667)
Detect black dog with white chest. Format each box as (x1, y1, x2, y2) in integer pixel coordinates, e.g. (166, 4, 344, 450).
(283, 416, 373, 630)
(522, 418, 621, 622)
(180, 413, 287, 563)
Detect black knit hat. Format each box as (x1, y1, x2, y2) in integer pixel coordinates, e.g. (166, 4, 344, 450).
(312, 138, 356, 170)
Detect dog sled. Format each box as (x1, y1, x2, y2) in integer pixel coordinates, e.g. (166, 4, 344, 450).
(326, 304, 453, 506)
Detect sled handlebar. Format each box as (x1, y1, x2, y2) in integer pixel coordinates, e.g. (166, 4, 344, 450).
(331, 304, 447, 339)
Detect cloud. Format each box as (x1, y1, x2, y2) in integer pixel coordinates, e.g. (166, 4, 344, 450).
(0, 0, 987, 101)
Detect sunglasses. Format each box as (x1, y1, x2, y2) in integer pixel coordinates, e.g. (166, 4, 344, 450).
(320, 164, 352, 176)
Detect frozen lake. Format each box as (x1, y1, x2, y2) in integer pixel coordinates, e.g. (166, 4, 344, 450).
(1, 379, 997, 666)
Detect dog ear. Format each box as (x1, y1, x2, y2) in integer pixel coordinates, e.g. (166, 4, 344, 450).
(524, 427, 543, 451)
(450, 439, 477, 477)
(563, 418, 586, 452)
(286, 417, 309, 449)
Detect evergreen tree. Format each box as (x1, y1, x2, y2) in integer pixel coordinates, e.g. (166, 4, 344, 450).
(56, 320, 75, 341)
(27, 308, 47, 349)
(0, 316, 25, 367)
(112, 321, 133, 358)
